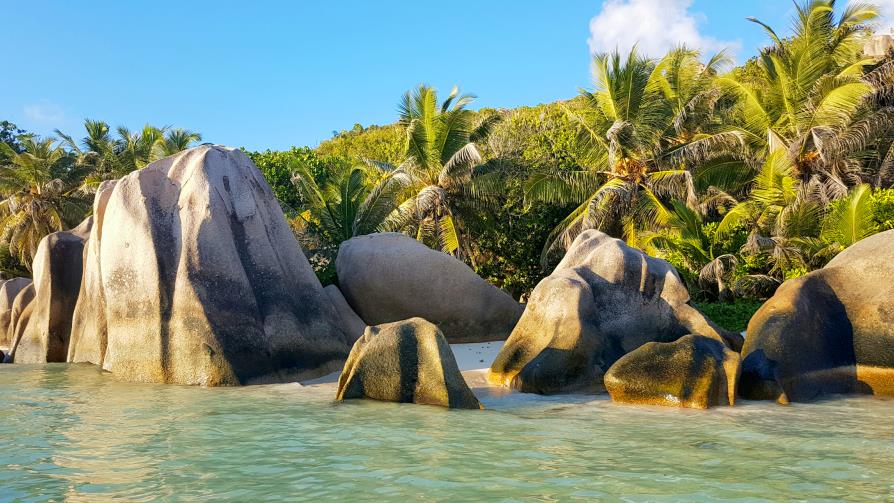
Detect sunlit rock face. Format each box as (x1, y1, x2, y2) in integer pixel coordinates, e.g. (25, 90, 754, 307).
(11, 227, 88, 364)
(4, 284, 35, 363)
(77, 145, 352, 385)
(336, 233, 523, 344)
(0, 278, 32, 348)
(68, 180, 117, 366)
(489, 230, 737, 395)
(741, 230, 894, 403)
(336, 317, 482, 409)
(605, 335, 740, 409)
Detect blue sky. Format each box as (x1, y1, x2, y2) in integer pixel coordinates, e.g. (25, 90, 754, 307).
(4, 1, 892, 151)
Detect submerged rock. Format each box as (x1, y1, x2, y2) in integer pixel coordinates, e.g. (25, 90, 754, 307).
(741, 230, 894, 402)
(68, 180, 117, 365)
(11, 229, 87, 363)
(81, 145, 352, 385)
(489, 230, 737, 394)
(0, 278, 32, 348)
(336, 317, 482, 409)
(605, 335, 740, 409)
(336, 233, 523, 343)
(324, 285, 366, 342)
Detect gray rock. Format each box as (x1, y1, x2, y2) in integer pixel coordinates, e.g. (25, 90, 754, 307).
(336, 233, 523, 343)
(0, 278, 32, 348)
(92, 145, 352, 385)
(336, 317, 482, 409)
(324, 285, 366, 342)
(489, 230, 738, 394)
(11, 229, 87, 363)
(605, 334, 740, 409)
(68, 180, 118, 365)
(741, 230, 894, 402)
(5, 283, 35, 362)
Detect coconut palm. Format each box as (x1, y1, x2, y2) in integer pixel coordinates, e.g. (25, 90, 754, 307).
(722, 0, 889, 196)
(380, 84, 502, 257)
(0, 137, 87, 267)
(644, 201, 739, 300)
(58, 120, 201, 191)
(291, 161, 410, 246)
(162, 128, 203, 156)
(526, 46, 737, 264)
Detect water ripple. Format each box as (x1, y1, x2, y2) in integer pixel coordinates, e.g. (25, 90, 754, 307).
(1, 364, 893, 501)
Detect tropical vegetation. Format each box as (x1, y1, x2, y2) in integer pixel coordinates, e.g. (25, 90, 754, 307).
(2, 1, 893, 332)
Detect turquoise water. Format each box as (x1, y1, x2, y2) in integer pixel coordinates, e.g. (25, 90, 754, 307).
(1, 364, 893, 501)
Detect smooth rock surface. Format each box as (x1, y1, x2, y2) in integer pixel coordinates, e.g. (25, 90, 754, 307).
(0, 278, 32, 348)
(68, 180, 117, 365)
(336, 317, 482, 409)
(741, 230, 894, 402)
(5, 284, 35, 362)
(605, 335, 740, 409)
(336, 233, 523, 343)
(490, 230, 737, 394)
(12, 229, 87, 363)
(94, 145, 351, 385)
(323, 285, 366, 342)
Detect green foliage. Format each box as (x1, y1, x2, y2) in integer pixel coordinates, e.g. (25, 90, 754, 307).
(870, 188, 894, 230)
(316, 123, 404, 166)
(694, 300, 764, 333)
(0, 121, 28, 154)
(246, 147, 350, 214)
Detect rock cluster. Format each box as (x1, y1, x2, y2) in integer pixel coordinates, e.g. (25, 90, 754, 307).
(489, 230, 737, 395)
(6, 146, 354, 385)
(5, 143, 893, 411)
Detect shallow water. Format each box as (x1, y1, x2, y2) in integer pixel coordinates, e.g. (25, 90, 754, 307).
(1, 364, 893, 502)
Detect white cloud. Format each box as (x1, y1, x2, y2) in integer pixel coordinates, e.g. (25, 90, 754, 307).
(875, 0, 894, 31)
(587, 0, 739, 58)
(23, 100, 67, 125)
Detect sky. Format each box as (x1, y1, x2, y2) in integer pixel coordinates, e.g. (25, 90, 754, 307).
(4, 1, 894, 152)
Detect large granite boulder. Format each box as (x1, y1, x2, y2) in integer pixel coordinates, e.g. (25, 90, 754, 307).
(336, 317, 482, 409)
(741, 230, 894, 402)
(84, 145, 351, 385)
(489, 230, 738, 394)
(605, 335, 740, 409)
(0, 278, 32, 348)
(68, 180, 117, 365)
(336, 233, 523, 343)
(4, 284, 35, 362)
(323, 285, 366, 342)
(11, 228, 87, 363)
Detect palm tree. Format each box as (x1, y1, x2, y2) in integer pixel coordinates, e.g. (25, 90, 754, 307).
(380, 84, 502, 258)
(0, 137, 87, 267)
(722, 1, 888, 196)
(162, 128, 203, 156)
(644, 201, 739, 300)
(291, 161, 410, 245)
(58, 120, 202, 191)
(526, 46, 736, 263)
(716, 151, 825, 274)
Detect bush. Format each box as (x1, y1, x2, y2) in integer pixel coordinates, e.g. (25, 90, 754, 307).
(694, 300, 764, 333)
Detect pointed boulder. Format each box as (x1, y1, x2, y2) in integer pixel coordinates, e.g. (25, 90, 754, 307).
(93, 145, 352, 385)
